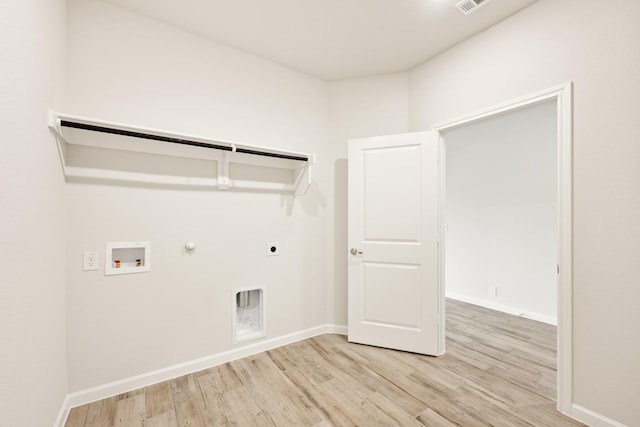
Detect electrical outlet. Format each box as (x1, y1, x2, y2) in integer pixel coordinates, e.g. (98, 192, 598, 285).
(489, 286, 498, 297)
(267, 242, 280, 256)
(83, 251, 99, 271)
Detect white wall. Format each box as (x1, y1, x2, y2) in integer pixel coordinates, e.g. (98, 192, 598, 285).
(0, 0, 68, 425)
(445, 102, 557, 323)
(65, 0, 329, 392)
(25, 0, 636, 424)
(409, 0, 640, 424)
(327, 74, 410, 325)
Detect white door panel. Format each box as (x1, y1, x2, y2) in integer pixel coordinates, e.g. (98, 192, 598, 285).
(362, 262, 421, 328)
(348, 131, 444, 356)
(363, 145, 422, 242)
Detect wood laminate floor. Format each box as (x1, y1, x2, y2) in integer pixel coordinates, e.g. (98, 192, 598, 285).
(65, 300, 585, 426)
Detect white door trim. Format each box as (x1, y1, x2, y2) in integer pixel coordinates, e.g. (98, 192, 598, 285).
(431, 82, 573, 415)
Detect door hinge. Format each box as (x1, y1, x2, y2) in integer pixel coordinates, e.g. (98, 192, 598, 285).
(557, 264, 560, 275)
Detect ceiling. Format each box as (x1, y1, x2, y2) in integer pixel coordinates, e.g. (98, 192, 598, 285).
(105, 0, 538, 81)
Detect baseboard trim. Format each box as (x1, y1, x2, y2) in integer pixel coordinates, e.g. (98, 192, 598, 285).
(56, 324, 348, 426)
(53, 394, 71, 427)
(446, 292, 557, 325)
(570, 404, 628, 427)
(326, 324, 348, 335)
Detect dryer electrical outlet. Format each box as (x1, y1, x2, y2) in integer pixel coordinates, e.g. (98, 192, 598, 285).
(267, 242, 280, 256)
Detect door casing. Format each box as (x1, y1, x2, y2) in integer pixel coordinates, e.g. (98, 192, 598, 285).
(432, 83, 573, 415)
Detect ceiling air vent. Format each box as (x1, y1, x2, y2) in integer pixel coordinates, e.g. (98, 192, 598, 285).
(455, 0, 491, 15)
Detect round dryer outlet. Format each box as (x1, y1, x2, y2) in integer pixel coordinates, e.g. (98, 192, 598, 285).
(267, 242, 280, 256)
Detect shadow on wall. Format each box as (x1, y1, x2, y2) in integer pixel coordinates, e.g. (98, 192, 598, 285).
(281, 181, 326, 217)
(334, 158, 349, 319)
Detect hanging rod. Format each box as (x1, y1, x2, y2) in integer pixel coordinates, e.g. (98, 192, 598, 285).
(59, 120, 309, 162)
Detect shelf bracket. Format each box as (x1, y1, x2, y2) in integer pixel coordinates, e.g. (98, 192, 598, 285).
(47, 109, 69, 178)
(218, 151, 230, 190)
(293, 162, 312, 197)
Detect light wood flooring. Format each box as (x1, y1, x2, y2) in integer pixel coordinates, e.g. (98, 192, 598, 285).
(65, 299, 585, 426)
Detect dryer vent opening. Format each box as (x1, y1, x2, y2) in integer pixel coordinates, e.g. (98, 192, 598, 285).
(233, 288, 265, 344)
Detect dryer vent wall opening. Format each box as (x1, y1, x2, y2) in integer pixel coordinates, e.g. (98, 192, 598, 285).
(233, 288, 265, 344)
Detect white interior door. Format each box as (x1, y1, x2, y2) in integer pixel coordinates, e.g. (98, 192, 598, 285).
(347, 131, 444, 356)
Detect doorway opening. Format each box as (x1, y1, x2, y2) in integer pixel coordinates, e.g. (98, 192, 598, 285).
(433, 83, 573, 413)
(443, 101, 558, 324)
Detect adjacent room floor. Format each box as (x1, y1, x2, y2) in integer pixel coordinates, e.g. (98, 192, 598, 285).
(65, 299, 585, 426)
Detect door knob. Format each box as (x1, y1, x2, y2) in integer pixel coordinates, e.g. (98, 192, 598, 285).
(350, 248, 363, 255)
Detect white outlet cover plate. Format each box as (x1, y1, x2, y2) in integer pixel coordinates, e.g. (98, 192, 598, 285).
(83, 251, 99, 271)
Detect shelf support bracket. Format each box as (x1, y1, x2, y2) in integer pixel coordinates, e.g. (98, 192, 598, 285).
(293, 163, 311, 197)
(218, 151, 230, 190)
(47, 109, 69, 178)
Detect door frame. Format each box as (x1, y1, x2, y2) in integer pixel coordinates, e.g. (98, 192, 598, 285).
(432, 83, 573, 415)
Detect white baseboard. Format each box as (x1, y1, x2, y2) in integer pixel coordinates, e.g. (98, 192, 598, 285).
(446, 292, 557, 325)
(53, 394, 71, 427)
(569, 404, 628, 427)
(326, 324, 348, 335)
(55, 324, 347, 427)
